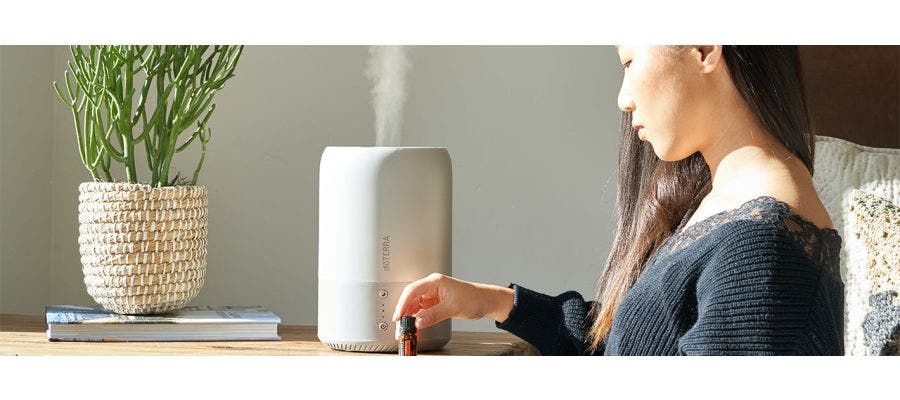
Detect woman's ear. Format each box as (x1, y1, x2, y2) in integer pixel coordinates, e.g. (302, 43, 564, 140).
(694, 45, 723, 74)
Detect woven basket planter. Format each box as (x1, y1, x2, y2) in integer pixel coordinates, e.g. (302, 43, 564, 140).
(78, 182, 208, 314)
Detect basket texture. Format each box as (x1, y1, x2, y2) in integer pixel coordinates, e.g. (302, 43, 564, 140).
(78, 182, 208, 314)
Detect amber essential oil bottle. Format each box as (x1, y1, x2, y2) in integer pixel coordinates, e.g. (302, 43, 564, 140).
(398, 316, 418, 356)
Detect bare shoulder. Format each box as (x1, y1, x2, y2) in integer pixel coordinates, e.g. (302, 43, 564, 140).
(761, 188, 835, 231)
(685, 144, 836, 232)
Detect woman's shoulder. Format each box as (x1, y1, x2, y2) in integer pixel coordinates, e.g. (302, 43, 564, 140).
(712, 189, 835, 231)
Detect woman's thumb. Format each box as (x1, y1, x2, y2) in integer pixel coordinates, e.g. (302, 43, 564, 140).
(414, 303, 452, 330)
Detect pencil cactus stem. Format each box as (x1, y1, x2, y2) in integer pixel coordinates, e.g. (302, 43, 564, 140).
(53, 45, 243, 186)
(191, 127, 210, 186)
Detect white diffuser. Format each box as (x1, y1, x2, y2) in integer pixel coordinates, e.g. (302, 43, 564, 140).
(317, 147, 452, 352)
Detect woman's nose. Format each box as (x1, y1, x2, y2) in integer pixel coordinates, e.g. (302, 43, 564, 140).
(618, 85, 635, 113)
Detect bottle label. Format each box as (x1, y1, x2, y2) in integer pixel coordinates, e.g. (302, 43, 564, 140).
(399, 339, 417, 356)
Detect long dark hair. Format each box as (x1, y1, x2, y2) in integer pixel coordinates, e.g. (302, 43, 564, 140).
(586, 45, 816, 352)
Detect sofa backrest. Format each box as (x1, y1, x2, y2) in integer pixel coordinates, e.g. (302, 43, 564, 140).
(812, 135, 900, 355)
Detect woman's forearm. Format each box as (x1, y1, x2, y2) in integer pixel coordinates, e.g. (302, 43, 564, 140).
(473, 283, 515, 323)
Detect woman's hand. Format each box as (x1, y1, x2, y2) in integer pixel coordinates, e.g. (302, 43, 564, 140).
(391, 273, 515, 331)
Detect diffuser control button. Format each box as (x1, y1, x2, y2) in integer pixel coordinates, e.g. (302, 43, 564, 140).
(378, 322, 388, 331)
(378, 290, 388, 299)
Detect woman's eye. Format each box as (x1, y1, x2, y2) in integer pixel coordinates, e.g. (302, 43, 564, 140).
(621, 60, 632, 70)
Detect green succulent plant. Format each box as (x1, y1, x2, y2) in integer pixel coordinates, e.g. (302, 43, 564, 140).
(53, 45, 244, 187)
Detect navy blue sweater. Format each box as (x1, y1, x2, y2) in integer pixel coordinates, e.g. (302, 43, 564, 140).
(495, 196, 844, 355)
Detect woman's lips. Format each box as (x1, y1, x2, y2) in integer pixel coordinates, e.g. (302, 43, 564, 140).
(633, 124, 645, 140)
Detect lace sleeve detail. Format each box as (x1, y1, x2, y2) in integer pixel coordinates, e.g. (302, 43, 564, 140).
(655, 196, 842, 280)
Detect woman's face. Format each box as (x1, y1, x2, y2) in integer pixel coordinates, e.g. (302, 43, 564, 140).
(616, 45, 720, 161)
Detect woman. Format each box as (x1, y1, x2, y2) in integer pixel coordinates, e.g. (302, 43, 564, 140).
(391, 45, 844, 355)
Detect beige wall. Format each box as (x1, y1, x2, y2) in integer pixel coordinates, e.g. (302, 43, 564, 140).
(0, 46, 54, 314)
(3, 46, 621, 332)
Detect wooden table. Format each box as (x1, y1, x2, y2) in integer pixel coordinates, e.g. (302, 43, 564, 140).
(0, 314, 539, 356)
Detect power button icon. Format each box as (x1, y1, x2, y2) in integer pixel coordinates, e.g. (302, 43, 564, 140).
(378, 290, 388, 298)
(378, 322, 388, 331)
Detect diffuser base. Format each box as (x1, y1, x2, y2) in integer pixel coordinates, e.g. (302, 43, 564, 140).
(322, 336, 451, 353)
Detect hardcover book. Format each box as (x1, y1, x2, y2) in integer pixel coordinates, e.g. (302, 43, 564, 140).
(45, 305, 282, 342)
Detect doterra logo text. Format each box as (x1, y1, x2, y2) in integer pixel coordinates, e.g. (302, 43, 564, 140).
(381, 235, 391, 271)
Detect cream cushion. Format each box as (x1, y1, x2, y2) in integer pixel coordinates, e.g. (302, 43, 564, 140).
(812, 136, 900, 356)
(847, 190, 900, 355)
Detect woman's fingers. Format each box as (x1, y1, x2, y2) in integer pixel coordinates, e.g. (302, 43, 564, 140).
(414, 302, 452, 330)
(395, 293, 441, 325)
(392, 277, 435, 321)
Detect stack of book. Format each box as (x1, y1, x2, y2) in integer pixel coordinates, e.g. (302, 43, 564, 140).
(45, 305, 282, 342)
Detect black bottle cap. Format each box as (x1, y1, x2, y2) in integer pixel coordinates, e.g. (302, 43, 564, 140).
(400, 316, 417, 334)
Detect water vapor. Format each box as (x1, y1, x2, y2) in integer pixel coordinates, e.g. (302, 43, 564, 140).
(365, 46, 412, 147)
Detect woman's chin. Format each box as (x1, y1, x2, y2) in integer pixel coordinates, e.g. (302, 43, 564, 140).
(659, 150, 698, 162)
(653, 149, 676, 161)
(648, 142, 689, 162)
